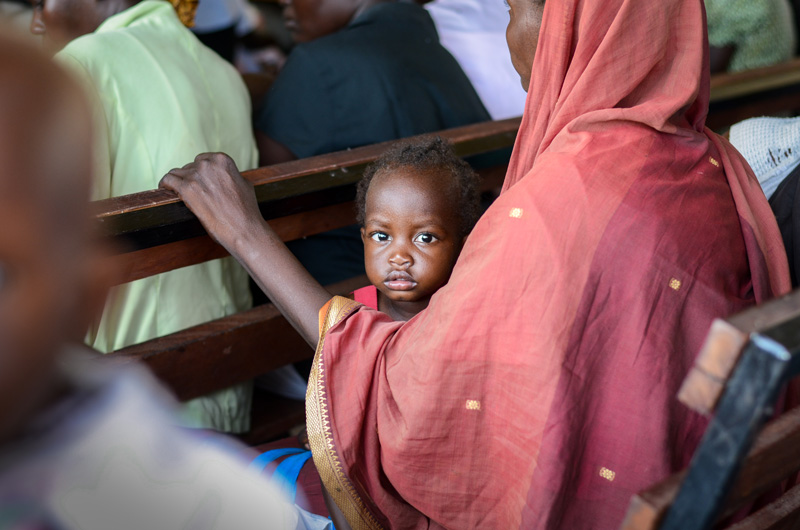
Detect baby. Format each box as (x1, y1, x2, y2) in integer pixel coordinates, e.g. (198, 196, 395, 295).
(354, 136, 482, 321)
(254, 137, 482, 507)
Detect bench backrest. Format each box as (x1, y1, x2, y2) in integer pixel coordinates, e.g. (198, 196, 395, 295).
(708, 58, 800, 130)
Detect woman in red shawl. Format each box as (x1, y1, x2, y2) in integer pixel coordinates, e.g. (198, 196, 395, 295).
(161, 0, 791, 527)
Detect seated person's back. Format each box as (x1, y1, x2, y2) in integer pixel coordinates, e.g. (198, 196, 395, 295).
(32, 0, 258, 432)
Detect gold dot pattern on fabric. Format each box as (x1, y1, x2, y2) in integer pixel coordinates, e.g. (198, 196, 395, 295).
(466, 400, 481, 411)
(509, 208, 524, 218)
(669, 278, 682, 291)
(599, 467, 616, 482)
(709, 157, 720, 167)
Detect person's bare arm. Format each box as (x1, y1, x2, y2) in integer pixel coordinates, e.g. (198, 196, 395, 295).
(159, 153, 329, 346)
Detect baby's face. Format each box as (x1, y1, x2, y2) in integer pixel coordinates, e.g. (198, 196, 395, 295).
(361, 167, 463, 308)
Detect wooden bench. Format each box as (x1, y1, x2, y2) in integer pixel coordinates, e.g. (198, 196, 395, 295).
(621, 289, 800, 530)
(95, 57, 800, 444)
(708, 58, 800, 130)
(96, 118, 520, 444)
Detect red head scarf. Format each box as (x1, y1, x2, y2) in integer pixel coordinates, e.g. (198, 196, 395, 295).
(505, 0, 787, 296)
(306, 1, 790, 528)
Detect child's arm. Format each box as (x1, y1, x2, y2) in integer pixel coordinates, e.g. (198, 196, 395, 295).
(159, 153, 331, 347)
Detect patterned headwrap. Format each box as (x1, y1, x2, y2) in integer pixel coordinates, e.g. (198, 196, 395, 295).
(169, 0, 198, 27)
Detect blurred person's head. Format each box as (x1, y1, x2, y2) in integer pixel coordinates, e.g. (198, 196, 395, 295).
(28, 0, 137, 53)
(278, 0, 389, 43)
(0, 30, 97, 442)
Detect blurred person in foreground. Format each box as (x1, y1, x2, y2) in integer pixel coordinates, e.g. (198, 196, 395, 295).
(29, 0, 257, 433)
(0, 29, 330, 530)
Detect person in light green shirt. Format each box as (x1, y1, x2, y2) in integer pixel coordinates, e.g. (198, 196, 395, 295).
(705, 0, 797, 72)
(30, 0, 257, 432)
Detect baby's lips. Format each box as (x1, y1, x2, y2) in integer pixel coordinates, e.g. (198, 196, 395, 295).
(385, 270, 414, 282)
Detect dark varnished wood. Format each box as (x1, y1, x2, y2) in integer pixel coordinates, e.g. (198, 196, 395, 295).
(103, 275, 369, 401)
(96, 120, 516, 442)
(728, 484, 800, 530)
(708, 59, 800, 130)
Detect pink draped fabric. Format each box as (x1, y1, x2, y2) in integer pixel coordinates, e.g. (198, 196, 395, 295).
(305, 0, 791, 528)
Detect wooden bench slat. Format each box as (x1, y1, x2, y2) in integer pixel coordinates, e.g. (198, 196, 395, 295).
(728, 483, 800, 530)
(707, 59, 800, 130)
(710, 58, 800, 102)
(104, 275, 369, 401)
(107, 201, 358, 285)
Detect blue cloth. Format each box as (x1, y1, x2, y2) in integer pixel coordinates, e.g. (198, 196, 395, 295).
(250, 448, 313, 503)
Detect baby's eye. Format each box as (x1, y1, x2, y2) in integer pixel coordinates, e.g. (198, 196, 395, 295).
(414, 233, 438, 244)
(370, 232, 390, 242)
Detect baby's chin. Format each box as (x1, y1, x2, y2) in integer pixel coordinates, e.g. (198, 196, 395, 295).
(380, 288, 432, 305)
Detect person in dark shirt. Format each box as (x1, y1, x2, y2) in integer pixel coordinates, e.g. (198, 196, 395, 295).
(256, 0, 490, 285)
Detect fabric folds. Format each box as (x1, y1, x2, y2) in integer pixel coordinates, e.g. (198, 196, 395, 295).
(307, 0, 791, 528)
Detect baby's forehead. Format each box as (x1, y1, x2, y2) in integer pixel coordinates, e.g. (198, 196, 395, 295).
(366, 165, 462, 221)
(370, 165, 458, 198)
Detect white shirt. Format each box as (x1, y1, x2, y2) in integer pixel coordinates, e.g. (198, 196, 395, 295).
(426, 0, 527, 120)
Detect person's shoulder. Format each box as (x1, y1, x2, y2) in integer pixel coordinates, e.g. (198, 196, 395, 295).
(57, 24, 150, 85)
(57, 30, 120, 69)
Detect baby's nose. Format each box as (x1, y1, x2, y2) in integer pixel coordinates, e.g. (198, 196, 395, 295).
(389, 251, 412, 268)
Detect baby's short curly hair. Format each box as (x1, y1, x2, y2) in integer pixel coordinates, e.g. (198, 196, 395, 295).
(356, 136, 481, 237)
